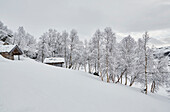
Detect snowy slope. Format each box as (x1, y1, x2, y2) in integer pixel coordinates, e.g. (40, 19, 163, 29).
(0, 56, 170, 112)
(153, 46, 170, 65)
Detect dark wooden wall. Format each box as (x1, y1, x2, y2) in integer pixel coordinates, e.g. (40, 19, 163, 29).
(46, 62, 64, 67)
(1, 53, 14, 60)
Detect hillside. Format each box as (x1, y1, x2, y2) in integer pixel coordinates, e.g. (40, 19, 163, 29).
(153, 46, 170, 66)
(0, 56, 170, 112)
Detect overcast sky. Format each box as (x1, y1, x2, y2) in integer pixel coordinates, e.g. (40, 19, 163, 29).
(0, 0, 170, 47)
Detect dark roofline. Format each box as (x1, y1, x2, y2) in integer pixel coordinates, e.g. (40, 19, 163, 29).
(9, 45, 23, 55)
(45, 62, 64, 64)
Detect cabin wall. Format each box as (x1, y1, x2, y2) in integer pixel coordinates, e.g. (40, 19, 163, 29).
(12, 48, 22, 55)
(54, 63, 63, 67)
(0, 53, 14, 60)
(45, 62, 64, 67)
(0, 45, 22, 60)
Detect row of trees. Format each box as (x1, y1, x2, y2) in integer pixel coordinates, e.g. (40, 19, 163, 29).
(37, 29, 84, 69)
(0, 21, 12, 42)
(0, 21, 169, 94)
(86, 28, 169, 94)
(0, 22, 37, 59)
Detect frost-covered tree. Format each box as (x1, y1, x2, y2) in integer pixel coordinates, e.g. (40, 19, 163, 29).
(102, 27, 116, 83)
(13, 27, 26, 47)
(45, 29, 58, 57)
(143, 32, 150, 94)
(118, 35, 137, 85)
(150, 57, 169, 93)
(1, 23, 167, 95)
(61, 30, 69, 68)
(68, 29, 79, 69)
(129, 38, 144, 86)
(12, 27, 37, 58)
(0, 21, 12, 43)
(72, 40, 84, 70)
(37, 33, 50, 62)
(82, 40, 88, 72)
(133, 32, 156, 94)
(91, 29, 103, 79)
(24, 33, 37, 58)
(86, 39, 94, 73)
(37, 28, 68, 62)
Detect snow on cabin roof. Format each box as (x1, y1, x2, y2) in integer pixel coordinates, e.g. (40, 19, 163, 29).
(0, 41, 4, 45)
(0, 45, 16, 53)
(44, 57, 65, 63)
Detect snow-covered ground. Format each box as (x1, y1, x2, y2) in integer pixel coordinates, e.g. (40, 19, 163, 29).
(0, 56, 170, 112)
(153, 46, 170, 65)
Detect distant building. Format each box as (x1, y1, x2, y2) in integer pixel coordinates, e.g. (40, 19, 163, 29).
(0, 41, 9, 45)
(0, 45, 23, 60)
(44, 57, 65, 67)
(0, 41, 4, 45)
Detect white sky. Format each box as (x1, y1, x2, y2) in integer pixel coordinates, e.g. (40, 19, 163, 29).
(0, 0, 170, 47)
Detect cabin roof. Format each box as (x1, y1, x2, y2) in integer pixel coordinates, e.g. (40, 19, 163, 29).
(0, 45, 16, 52)
(0, 45, 23, 55)
(44, 57, 65, 63)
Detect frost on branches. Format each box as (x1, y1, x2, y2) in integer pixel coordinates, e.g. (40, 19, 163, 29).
(1, 20, 169, 95)
(35, 28, 170, 94)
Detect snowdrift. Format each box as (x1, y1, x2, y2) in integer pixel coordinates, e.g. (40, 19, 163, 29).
(0, 57, 170, 112)
(0, 55, 12, 62)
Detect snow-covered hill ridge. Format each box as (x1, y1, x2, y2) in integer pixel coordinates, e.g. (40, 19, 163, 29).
(0, 56, 170, 112)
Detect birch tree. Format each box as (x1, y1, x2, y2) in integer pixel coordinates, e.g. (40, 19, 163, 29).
(69, 29, 79, 69)
(92, 29, 103, 80)
(103, 27, 116, 83)
(0, 21, 12, 43)
(143, 32, 150, 94)
(61, 30, 69, 68)
(119, 35, 137, 85)
(37, 33, 50, 62)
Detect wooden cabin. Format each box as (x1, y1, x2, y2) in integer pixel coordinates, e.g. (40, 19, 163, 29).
(0, 45, 23, 60)
(44, 57, 65, 67)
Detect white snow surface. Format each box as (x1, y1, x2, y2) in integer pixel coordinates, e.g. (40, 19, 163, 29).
(0, 41, 4, 45)
(0, 45, 16, 53)
(0, 56, 170, 112)
(44, 57, 65, 63)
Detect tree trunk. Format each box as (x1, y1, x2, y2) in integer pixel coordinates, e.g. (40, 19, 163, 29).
(116, 68, 126, 83)
(94, 62, 97, 73)
(78, 64, 81, 70)
(100, 71, 103, 81)
(106, 56, 109, 83)
(145, 51, 148, 94)
(125, 72, 127, 85)
(97, 39, 100, 76)
(65, 61, 68, 68)
(88, 63, 92, 74)
(41, 50, 44, 63)
(65, 56, 67, 68)
(69, 54, 72, 69)
(107, 72, 110, 83)
(129, 76, 136, 86)
(144, 32, 149, 95)
(74, 63, 78, 70)
(151, 81, 155, 93)
(84, 64, 87, 72)
(69, 42, 73, 69)
(112, 74, 115, 83)
(116, 75, 120, 83)
(64, 43, 67, 68)
(18, 55, 20, 60)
